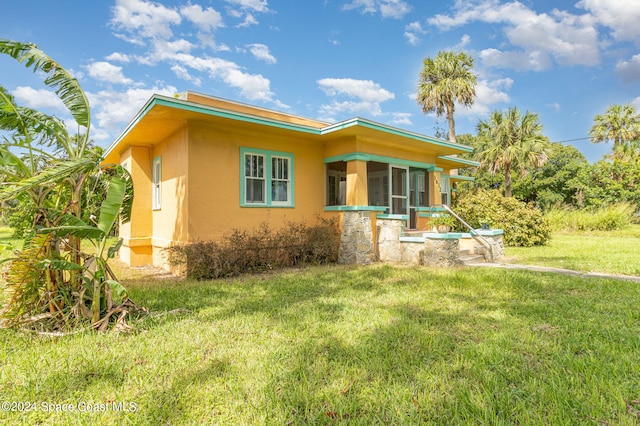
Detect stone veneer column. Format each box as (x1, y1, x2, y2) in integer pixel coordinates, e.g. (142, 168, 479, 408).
(376, 217, 403, 262)
(338, 210, 376, 264)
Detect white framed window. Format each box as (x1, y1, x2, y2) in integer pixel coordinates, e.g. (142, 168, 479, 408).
(241, 148, 294, 207)
(152, 156, 161, 210)
(440, 175, 450, 206)
(270, 156, 290, 205)
(244, 153, 265, 204)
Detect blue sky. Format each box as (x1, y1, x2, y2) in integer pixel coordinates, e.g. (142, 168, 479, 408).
(2, 0, 640, 162)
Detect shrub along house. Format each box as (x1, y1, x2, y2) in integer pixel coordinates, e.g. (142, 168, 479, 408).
(102, 92, 489, 272)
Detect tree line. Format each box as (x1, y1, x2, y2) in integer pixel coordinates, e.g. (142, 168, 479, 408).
(417, 50, 640, 211)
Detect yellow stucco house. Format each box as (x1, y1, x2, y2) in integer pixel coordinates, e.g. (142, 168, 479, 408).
(103, 91, 480, 271)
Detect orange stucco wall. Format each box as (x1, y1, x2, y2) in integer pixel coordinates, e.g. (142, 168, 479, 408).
(118, 145, 152, 266)
(185, 121, 326, 242)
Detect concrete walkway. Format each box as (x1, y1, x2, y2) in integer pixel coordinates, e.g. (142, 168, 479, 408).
(466, 262, 640, 283)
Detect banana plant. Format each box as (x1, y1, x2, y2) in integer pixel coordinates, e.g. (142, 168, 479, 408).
(0, 39, 135, 330)
(40, 173, 130, 324)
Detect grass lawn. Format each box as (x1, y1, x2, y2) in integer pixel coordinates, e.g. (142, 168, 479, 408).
(1, 263, 640, 425)
(505, 224, 640, 276)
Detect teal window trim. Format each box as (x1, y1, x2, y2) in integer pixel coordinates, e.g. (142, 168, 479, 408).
(240, 147, 295, 208)
(376, 214, 409, 220)
(152, 156, 161, 211)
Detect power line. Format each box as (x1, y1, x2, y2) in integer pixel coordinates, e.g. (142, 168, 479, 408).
(551, 136, 592, 144)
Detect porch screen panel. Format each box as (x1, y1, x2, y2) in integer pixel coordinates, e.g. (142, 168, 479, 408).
(391, 166, 407, 214)
(245, 153, 265, 204)
(326, 161, 346, 206)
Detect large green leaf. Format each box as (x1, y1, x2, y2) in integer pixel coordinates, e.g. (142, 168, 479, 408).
(97, 176, 126, 236)
(0, 40, 90, 133)
(39, 213, 103, 239)
(0, 86, 68, 149)
(0, 157, 95, 202)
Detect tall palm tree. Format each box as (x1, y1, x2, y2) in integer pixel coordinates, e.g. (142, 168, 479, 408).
(417, 50, 477, 143)
(475, 107, 550, 197)
(589, 104, 640, 160)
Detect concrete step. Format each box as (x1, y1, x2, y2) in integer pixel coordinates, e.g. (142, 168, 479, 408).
(458, 253, 486, 265)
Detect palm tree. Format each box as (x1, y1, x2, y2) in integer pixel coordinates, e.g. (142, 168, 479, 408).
(589, 104, 640, 160)
(417, 50, 477, 143)
(475, 107, 550, 197)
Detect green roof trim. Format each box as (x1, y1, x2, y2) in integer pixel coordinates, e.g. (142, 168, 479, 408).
(450, 174, 475, 181)
(322, 118, 473, 153)
(104, 94, 475, 160)
(438, 155, 480, 167)
(323, 152, 439, 171)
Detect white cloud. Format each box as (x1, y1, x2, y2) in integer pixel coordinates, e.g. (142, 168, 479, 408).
(547, 102, 561, 112)
(170, 53, 276, 102)
(246, 43, 276, 64)
(236, 13, 259, 28)
(429, 1, 600, 70)
(318, 78, 394, 103)
(404, 21, 425, 46)
(480, 48, 552, 71)
(111, 0, 181, 41)
(12, 86, 66, 112)
(88, 84, 178, 139)
(343, 0, 412, 19)
(390, 112, 412, 126)
(180, 4, 224, 32)
(456, 77, 513, 117)
(577, 0, 640, 42)
(616, 54, 640, 82)
(317, 78, 395, 119)
(171, 64, 202, 86)
(225, 0, 269, 13)
(105, 52, 131, 63)
(150, 39, 194, 62)
(85, 61, 133, 85)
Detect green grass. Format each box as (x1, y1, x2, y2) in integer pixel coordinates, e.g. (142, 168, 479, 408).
(2, 264, 640, 425)
(505, 224, 640, 276)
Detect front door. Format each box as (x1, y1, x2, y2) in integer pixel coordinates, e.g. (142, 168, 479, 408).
(390, 166, 408, 216)
(409, 170, 426, 229)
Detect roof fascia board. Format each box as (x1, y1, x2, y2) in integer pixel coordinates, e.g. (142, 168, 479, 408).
(103, 95, 159, 158)
(322, 117, 473, 153)
(324, 152, 438, 170)
(103, 94, 323, 159)
(153, 97, 322, 134)
(438, 155, 480, 167)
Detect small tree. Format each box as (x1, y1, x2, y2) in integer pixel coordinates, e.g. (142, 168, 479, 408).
(475, 107, 550, 197)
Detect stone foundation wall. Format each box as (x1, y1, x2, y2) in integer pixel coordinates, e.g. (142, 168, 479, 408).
(338, 211, 376, 264)
(341, 214, 505, 267)
(471, 234, 505, 262)
(422, 239, 460, 267)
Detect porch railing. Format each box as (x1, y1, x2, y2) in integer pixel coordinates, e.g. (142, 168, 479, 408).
(429, 204, 496, 263)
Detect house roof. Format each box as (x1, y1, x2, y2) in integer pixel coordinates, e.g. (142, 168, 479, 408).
(102, 91, 475, 165)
